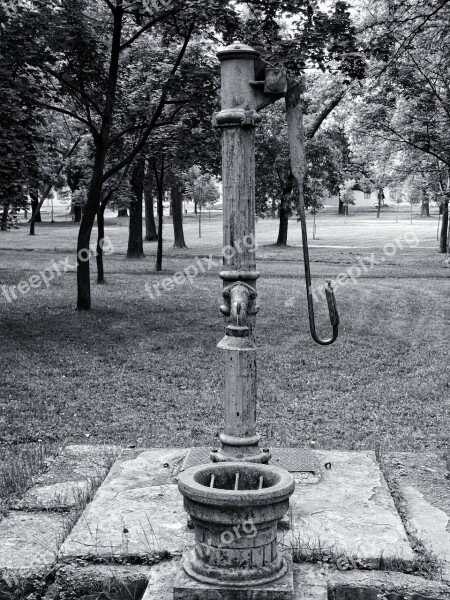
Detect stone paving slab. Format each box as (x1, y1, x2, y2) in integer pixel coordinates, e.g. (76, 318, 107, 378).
(0, 512, 67, 597)
(142, 562, 450, 600)
(13, 444, 124, 511)
(61, 448, 414, 569)
(280, 450, 415, 567)
(60, 448, 188, 560)
(296, 563, 450, 599)
(384, 452, 450, 582)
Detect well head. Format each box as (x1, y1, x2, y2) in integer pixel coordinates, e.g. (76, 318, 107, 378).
(178, 462, 294, 509)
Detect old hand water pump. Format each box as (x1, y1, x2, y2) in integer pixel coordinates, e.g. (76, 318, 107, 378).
(174, 42, 340, 600)
(212, 42, 339, 465)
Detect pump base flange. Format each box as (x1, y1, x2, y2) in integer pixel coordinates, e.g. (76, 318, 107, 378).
(173, 556, 294, 599)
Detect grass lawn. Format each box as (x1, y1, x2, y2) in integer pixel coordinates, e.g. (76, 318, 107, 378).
(0, 210, 449, 459)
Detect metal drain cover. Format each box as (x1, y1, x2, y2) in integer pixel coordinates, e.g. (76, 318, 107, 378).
(182, 447, 318, 474)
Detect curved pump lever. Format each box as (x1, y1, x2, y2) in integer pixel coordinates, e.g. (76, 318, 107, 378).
(298, 201, 339, 346)
(285, 78, 339, 345)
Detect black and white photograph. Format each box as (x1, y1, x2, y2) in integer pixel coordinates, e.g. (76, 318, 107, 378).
(0, 0, 449, 598)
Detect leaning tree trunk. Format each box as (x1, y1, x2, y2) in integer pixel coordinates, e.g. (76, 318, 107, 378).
(77, 148, 106, 310)
(144, 164, 157, 241)
(1, 203, 9, 231)
(127, 158, 145, 259)
(277, 204, 289, 245)
(440, 196, 449, 253)
(171, 178, 187, 249)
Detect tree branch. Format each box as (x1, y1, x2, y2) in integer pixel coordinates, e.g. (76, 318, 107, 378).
(101, 0, 116, 12)
(306, 89, 347, 139)
(380, 122, 450, 167)
(102, 23, 194, 182)
(44, 67, 104, 117)
(119, 8, 179, 52)
(35, 102, 98, 135)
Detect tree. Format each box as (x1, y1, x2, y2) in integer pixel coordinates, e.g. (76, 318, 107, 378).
(305, 181, 325, 240)
(404, 176, 424, 224)
(351, 0, 450, 249)
(184, 168, 219, 238)
(170, 175, 187, 248)
(256, 98, 349, 243)
(144, 161, 158, 241)
(0, 3, 56, 230)
(32, 0, 236, 308)
(340, 180, 356, 221)
(127, 156, 145, 258)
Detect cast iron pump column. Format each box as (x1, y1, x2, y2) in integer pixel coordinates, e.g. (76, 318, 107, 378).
(211, 43, 286, 464)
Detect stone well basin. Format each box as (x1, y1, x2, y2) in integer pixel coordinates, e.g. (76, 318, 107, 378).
(178, 462, 295, 586)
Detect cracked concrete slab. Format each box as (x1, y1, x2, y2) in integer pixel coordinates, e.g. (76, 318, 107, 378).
(280, 451, 415, 567)
(384, 452, 450, 582)
(0, 512, 67, 597)
(401, 486, 450, 582)
(60, 448, 189, 560)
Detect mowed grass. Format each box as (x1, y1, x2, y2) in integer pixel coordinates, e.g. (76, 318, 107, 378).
(0, 211, 449, 453)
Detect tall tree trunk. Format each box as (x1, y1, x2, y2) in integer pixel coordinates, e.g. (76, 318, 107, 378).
(155, 157, 165, 272)
(77, 148, 107, 310)
(76, 0, 123, 310)
(30, 193, 42, 223)
(97, 209, 105, 284)
(277, 204, 289, 245)
(194, 200, 198, 215)
(1, 203, 9, 231)
(440, 196, 449, 253)
(29, 192, 41, 235)
(96, 190, 113, 284)
(377, 187, 384, 218)
(144, 162, 157, 241)
(171, 177, 187, 248)
(127, 158, 145, 258)
(421, 200, 430, 217)
(73, 204, 82, 222)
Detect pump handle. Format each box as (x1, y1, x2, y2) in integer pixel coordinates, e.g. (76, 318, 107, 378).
(298, 201, 339, 346)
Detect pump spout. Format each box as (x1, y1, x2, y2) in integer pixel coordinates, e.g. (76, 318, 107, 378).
(229, 283, 250, 327)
